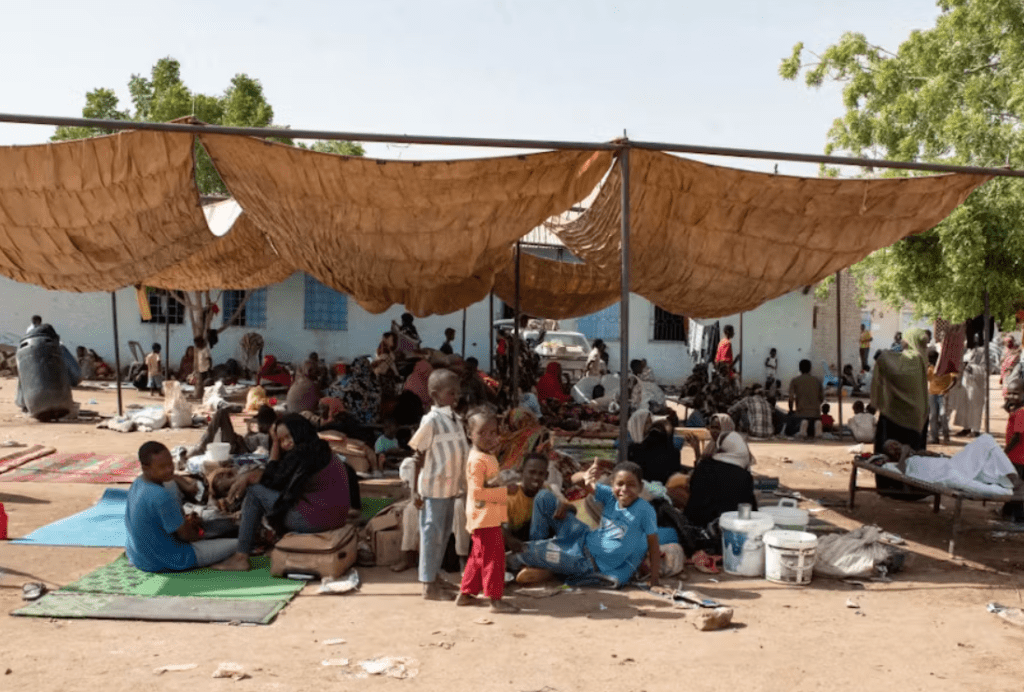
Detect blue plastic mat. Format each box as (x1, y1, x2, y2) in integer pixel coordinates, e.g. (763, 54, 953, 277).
(14, 487, 127, 547)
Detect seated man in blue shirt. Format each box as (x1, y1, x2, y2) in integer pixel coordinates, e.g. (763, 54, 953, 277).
(125, 441, 238, 572)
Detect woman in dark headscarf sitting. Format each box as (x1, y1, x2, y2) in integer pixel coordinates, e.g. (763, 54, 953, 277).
(684, 431, 757, 528)
(627, 409, 680, 485)
(213, 414, 357, 571)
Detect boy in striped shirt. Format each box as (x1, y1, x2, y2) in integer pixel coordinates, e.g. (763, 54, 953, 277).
(410, 368, 469, 601)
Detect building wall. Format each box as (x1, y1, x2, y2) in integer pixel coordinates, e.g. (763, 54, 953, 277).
(810, 271, 862, 377)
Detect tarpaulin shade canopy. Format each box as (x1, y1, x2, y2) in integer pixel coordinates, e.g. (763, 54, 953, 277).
(0, 130, 214, 292)
(493, 252, 621, 320)
(147, 211, 291, 291)
(197, 133, 612, 316)
(541, 150, 991, 318)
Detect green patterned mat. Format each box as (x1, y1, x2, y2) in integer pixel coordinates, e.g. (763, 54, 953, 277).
(60, 553, 303, 600)
(11, 554, 304, 625)
(13, 593, 288, 624)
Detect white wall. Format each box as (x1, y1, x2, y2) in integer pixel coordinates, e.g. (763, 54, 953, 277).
(0, 273, 499, 373)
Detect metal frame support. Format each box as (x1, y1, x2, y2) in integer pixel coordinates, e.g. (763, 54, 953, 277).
(513, 242, 521, 405)
(618, 147, 632, 463)
(836, 271, 844, 430)
(984, 289, 991, 435)
(111, 292, 123, 417)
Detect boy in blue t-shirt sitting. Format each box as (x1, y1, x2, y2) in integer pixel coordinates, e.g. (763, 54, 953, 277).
(125, 441, 237, 572)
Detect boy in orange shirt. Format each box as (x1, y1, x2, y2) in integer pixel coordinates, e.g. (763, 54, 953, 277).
(456, 408, 519, 613)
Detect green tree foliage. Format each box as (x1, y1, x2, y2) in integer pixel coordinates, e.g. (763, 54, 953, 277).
(53, 57, 363, 194)
(780, 0, 1024, 323)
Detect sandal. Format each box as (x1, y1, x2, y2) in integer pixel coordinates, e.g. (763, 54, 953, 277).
(688, 550, 721, 575)
(21, 582, 46, 601)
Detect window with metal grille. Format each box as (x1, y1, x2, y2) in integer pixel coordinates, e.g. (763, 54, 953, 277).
(304, 275, 348, 331)
(144, 291, 185, 325)
(653, 305, 687, 342)
(222, 288, 267, 328)
(576, 303, 620, 341)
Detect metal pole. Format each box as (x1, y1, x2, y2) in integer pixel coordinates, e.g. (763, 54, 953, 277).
(513, 242, 521, 405)
(488, 291, 495, 374)
(111, 292, 123, 417)
(164, 291, 170, 380)
(835, 271, 844, 431)
(984, 290, 991, 434)
(618, 147, 632, 464)
(3, 111, 1024, 178)
(461, 308, 467, 357)
(738, 313, 744, 383)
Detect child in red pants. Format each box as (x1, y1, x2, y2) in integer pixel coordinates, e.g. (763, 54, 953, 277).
(456, 409, 519, 613)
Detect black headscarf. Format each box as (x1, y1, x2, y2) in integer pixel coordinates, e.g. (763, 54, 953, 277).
(260, 414, 334, 528)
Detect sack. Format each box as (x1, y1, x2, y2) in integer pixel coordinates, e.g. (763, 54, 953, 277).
(270, 524, 358, 579)
(163, 381, 193, 429)
(814, 526, 892, 578)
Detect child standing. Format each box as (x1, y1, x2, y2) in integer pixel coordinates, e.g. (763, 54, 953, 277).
(145, 343, 163, 397)
(457, 409, 519, 613)
(410, 369, 469, 601)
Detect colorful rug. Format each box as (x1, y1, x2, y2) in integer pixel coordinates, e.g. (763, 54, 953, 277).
(11, 554, 304, 625)
(13, 488, 128, 547)
(0, 444, 56, 475)
(0, 451, 139, 483)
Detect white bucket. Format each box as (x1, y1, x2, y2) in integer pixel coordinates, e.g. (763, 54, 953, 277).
(764, 530, 818, 585)
(207, 442, 231, 463)
(720, 511, 775, 577)
(759, 499, 809, 532)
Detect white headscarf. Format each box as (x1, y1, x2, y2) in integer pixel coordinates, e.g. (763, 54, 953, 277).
(628, 409, 653, 443)
(712, 432, 753, 470)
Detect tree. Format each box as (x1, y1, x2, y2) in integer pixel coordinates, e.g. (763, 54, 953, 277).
(56, 57, 364, 339)
(779, 0, 1024, 324)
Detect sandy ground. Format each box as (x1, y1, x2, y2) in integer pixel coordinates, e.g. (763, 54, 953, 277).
(1, 376, 1023, 692)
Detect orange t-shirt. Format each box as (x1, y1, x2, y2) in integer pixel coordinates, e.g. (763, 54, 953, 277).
(465, 449, 508, 533)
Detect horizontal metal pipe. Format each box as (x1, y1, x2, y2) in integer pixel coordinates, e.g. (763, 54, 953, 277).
(2, 111, 1023, 178)
(0, 113, 619, 152)
(628, 139, 1024, 178)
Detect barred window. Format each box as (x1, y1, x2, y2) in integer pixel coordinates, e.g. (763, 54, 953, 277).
(304, 275, 348, 331)
(144, 291, 185, 325)
(652, 306, 687, 342)
(576, 303, 620, 341)
(222, 288, 267, 328)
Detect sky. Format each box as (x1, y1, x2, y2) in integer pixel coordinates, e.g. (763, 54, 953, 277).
(1, 0, 943, 174)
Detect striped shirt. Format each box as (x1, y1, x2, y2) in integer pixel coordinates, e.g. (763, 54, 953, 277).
(409, 405, 469, 499)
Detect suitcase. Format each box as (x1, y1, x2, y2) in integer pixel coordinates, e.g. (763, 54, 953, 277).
(270, 524, 358, 579)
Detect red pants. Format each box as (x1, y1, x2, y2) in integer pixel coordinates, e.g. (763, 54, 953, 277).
(460, 526, 505, 600)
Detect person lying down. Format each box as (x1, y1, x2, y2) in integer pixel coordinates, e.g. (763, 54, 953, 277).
(879, 435, 1023, 498)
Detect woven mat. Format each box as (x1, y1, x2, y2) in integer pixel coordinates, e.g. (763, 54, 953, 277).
(12, 593, 288, 624)
(0, 445, 57, 475)
(0, 451, 139, 483)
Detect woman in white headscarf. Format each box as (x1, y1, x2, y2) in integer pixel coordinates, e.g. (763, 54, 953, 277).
(683, 431, 757, 527)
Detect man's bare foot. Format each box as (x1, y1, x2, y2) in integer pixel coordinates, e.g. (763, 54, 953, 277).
(490, 599, 519, 614)
(423, 582, 455, 601)
(455, 592, 478, 607)
(211, 553, 251, 571)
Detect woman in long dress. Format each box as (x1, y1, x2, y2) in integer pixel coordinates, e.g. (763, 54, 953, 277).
(953, 347, 986, 436)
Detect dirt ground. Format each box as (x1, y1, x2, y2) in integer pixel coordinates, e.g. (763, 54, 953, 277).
(1, 376, 1023, 692)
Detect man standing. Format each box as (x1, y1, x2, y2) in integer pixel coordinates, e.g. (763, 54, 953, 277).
(859, 324, 873, 371)
(788, 359, 824, 439)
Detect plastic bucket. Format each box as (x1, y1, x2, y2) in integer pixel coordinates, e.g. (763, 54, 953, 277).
(720, 511, 775, 577)
(759, 499, 809, 532)
(207, 442, 231, 463)
(764, 530, 818, 585)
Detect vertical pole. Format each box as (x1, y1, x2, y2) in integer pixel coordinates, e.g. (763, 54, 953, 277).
(488, 291, 495, 374)
(618, 147, 632, 464)
(835, 271, 844, 430)
(164, 291, 170, 380)
(984, 289, 991, 434)
(739, 313, 744, 383)
(461, 308, 467, 357)
(513, 242, 521, 405)
(111, 292, 123, 417)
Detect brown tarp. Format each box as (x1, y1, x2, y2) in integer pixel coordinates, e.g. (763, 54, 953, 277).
(0, 130, 214, 292)
(147, 211, 293, 291)
(198, 133, 612, 316)
(542, 150, 991, 318)
(493, 252, 620, 320)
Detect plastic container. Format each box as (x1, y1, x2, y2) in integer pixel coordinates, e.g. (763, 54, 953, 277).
(759, 498, 810, 532)
(16, 325, 74, 422)
(720, 510, 775, 577)
(764, 530, 818, 585)
(207, 442, 231, 463)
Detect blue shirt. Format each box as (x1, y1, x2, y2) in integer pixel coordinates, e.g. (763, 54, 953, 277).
(124, 477, 196, 573)
(585, 483, 658, 586)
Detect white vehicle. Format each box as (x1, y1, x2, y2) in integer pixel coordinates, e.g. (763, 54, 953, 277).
(493, 321, 592, 381)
